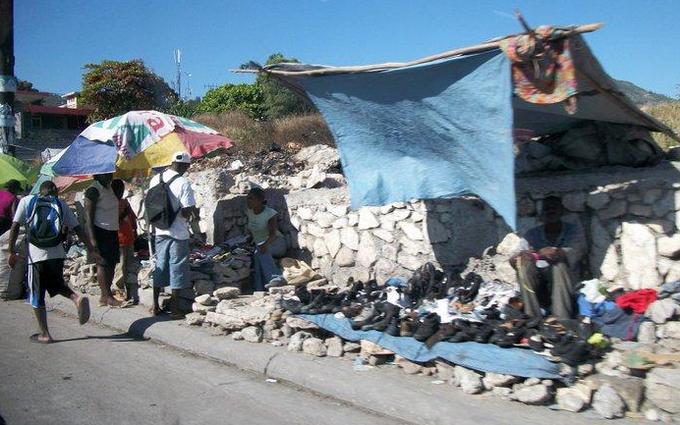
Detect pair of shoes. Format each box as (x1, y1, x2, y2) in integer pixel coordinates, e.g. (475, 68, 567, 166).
(413, 313, 440, 342)
(350, 305, 377, 330)
(425, 323, 458, 348)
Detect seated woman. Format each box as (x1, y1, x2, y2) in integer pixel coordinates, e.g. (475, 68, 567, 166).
(246, 188, 287, 291)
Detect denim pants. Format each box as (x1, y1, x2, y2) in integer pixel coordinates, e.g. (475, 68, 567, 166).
(153, 236, 190, 290)
(252, 236, 287, 291)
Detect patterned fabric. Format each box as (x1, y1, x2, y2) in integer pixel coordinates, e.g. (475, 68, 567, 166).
(500, 26, 577, 111)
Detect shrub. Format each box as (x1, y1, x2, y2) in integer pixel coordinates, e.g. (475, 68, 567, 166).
(644, 101, 680, 150)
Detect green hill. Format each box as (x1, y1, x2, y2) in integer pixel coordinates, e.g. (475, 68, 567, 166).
(615, 80, 675, 106)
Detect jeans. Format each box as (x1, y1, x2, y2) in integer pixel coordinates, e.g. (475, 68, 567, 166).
(153, 236, 190, 290)
(252, 236, 287, 291)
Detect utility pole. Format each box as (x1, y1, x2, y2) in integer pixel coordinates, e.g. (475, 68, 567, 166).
(0, 0, 16, 155)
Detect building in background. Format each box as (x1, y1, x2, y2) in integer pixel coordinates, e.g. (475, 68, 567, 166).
(13, 89, 89, 160)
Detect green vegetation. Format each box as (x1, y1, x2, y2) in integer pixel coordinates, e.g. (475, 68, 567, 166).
(80, 59, 177, 121)
(195, 83, 265, 119)
(645, 101, 680, 150)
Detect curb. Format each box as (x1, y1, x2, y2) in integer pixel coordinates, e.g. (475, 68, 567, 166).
(47, 299, 625, 425)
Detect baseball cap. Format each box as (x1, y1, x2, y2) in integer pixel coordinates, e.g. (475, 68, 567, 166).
(172, 151, 191, 164)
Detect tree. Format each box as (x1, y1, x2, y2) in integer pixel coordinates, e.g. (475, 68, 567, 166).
(162, 98, 200, 118)
(255, 53, 314, 120)
(196, 83, 265, 119)
(80, 59, 177, 121)
(17, 79, 37, 92)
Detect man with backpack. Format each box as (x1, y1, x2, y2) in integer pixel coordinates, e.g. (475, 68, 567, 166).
(6, 181, 101, 343)
(145, 151, 198, 319)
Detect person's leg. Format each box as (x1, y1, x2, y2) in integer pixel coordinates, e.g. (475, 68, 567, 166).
(123, 246, 139, 303)
(112, 244, 127, 293)
(517, 256, 544, 318)
(28, 262, 52, 343)
(550, 261, 575, 320)
(151, 235, 170, 316)
(269, 237, 287, 259)
(168, 238, 189, 319)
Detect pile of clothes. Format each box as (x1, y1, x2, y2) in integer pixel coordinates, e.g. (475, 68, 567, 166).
(279, 263, 609, 366)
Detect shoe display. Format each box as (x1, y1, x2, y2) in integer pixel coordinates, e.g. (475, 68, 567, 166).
(413, 313, 440, 342)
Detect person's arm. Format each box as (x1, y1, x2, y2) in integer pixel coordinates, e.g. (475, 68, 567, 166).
(259, 215, 279, 254)
(83, 187, 100, 252)
(72, 225, 103, 264)
(6, 222, 21, 268)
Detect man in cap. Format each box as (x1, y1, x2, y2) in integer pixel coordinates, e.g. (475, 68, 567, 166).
(147, 151, 199, 319)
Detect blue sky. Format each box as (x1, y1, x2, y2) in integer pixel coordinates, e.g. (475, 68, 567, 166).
(16, 0, 680, 98)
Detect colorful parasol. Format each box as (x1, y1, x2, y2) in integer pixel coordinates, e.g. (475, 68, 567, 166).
(52, 111, 233, 177)
(31, 148, 90, 195)
(0, 153, 38, 189)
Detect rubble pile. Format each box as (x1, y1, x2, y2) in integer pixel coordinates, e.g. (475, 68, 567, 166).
(180, 234, 680, 422)
(135, 240, 253, 309)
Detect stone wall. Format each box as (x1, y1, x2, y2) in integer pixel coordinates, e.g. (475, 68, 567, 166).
(195, 161, 680, 290)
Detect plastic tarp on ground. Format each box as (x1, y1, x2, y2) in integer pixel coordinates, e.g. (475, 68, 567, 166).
(285, 50, 516, 228)
(297, 313, 561, 379)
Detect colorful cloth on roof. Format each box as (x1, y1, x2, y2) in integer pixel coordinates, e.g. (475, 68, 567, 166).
(500, 26, 577, 110)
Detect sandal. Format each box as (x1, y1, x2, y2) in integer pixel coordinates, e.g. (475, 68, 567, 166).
(77, 297, 91, 325)
(29, 333, 53, 344)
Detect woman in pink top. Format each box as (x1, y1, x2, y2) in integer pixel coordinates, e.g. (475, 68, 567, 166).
(0, 180, 21, 236)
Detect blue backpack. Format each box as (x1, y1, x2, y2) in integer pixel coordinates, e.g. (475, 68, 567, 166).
(26, 196, 65, 248)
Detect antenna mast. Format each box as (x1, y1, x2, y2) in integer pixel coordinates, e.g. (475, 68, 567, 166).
(174, 49, 182, 99)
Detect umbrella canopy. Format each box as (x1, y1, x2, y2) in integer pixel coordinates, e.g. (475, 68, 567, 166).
(31, 149, 90, 195)
(0, 153, 38, 189)
(52, 111, 234, 177)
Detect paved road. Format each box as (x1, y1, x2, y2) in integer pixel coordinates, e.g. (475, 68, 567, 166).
(0, 301, 402, 425)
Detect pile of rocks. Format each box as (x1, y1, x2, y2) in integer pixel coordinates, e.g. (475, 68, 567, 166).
(64, 253, 99, 294)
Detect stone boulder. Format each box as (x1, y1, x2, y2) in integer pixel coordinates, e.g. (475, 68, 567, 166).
(288, 331, 313, 352)
(514, 384, 552, 405)
(592, 384, 625, 419)
(482, 373, 518, 389)
(302, 338, 327, 357)
(645, 367, 680, 414)
(325, 337, 344, 357)
(453, 366, 483, 394)
(213, 287, 241, 300)
(294, 145, 340, 173)
(185, 312, 205, 326)
(241, 326, 263, 343)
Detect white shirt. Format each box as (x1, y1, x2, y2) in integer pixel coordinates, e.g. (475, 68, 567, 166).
(148, 169, 196, 240)
(13, 195, 79, 264)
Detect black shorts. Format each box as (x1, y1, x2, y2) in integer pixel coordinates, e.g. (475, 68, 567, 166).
(28, 259, 73, 308)
(94, 226, 120, 267)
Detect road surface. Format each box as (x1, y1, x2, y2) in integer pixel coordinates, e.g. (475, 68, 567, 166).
(0, 301, 402, 425)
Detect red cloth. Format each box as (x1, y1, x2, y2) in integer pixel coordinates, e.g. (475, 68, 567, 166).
(117, 199, 136, 247)
(615, 289, 658, 314)
(176, 127, 233, 157)
(0, 190, 17, 220)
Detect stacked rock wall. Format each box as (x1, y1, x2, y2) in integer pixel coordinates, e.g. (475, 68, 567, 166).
(194, 160, 680, 290)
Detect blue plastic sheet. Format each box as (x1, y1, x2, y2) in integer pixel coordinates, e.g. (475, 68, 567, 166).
(297, 314, 561, 379)
(288, 50, 516, 228)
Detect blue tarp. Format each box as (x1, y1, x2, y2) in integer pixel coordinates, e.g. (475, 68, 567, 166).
(297, 314, 561, 379)
(289, 50, 516, 228)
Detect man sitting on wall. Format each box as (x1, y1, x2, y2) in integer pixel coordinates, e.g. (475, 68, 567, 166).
(510, 196, 586, 320)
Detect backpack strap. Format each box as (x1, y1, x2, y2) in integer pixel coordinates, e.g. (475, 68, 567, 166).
(25, 196, 39, 225)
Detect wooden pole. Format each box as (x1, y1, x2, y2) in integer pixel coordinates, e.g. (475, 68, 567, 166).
(232, 23, 603, 77)
(0, 0, 16, 155)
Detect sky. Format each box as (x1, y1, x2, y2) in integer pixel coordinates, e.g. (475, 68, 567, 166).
(15, 0, 680, 99)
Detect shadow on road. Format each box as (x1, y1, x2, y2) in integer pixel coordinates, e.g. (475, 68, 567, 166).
(127, 315, 174, 339)
(49, 333, 146, 344)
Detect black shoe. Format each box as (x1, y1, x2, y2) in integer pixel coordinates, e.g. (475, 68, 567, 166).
(350, 306, 378, 330)
(280, 299, 302, 314)
(528, 334, 545, 352)
(425, 323, 457, 348)
(413, 313, 440, 342)
(473, 325, 494, 344)
(295, 285, 312, 304)
(385, 316, 400, 337)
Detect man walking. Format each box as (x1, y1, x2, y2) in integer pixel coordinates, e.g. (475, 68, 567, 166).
(84, 173, 122, 307)
(147, 152, 198, 319)
(6, 181, 101, 343)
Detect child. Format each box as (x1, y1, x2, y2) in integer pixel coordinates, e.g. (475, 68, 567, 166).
(112, 179, 139, 304)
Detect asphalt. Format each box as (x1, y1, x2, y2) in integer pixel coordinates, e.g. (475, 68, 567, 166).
(2, 299, 642, 425)
(0, 301, 401, 425)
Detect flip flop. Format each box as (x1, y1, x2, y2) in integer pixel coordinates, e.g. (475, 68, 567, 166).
(77, 297, 91, 325)
(29, 333, 53, 344)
